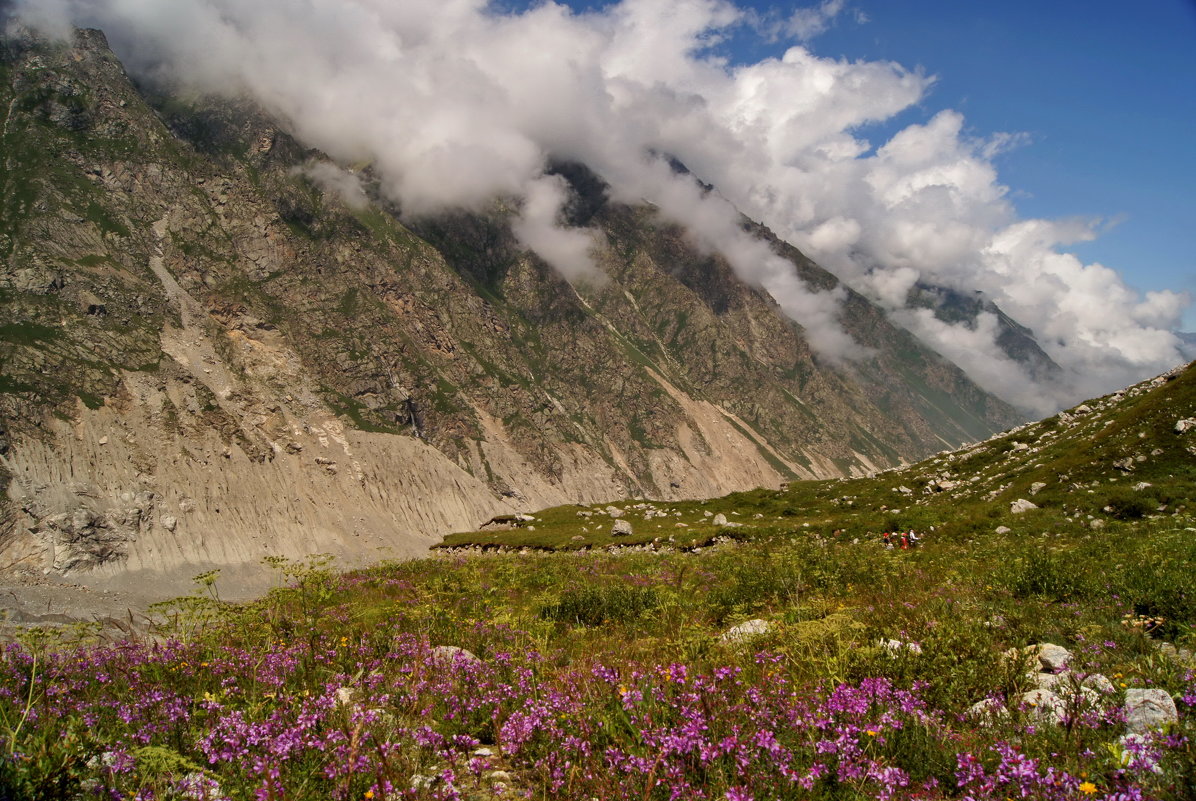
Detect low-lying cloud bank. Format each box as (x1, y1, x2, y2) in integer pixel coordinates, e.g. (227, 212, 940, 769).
(13, 0, 1190, 414)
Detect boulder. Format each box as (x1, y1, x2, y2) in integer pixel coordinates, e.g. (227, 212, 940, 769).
(878, 638, 922, 655)
(1037, 643, 1071, 672)
(1018, 689, 1066, 725)
(611, 519, 633, 537)
(994, 525, 1012, 535)
(429, 645, 481, 667)
(711, 513, 728, 526)
(966, 697, 1009, 726)
(721, 618, 771, 643)
(1032, 671, 1065, 691)
(1010, 498, 1038, 514)
(1081, 673, 1116, 695)
(334, 687, 358, 708)
(1175, 418, 1195, 434)
(1081, 679, 1114, 698)
(1154, 641, 1196, 665)
(1123, 689, 1178, 734)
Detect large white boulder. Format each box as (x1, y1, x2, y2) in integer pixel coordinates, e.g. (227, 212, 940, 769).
(1123, 689, 1178, 734)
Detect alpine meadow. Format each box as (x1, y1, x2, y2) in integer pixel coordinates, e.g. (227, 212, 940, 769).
(1, 3, 1194, 800)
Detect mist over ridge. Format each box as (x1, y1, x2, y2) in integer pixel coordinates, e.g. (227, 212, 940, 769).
(12, 0, 1190, 415)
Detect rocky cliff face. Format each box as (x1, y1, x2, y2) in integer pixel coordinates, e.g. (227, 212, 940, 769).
(0, 29, 1023, 594)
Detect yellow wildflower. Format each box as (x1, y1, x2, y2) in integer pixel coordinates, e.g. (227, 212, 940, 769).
(1078, 781, 1098, 795)
(865, 730, 878, 737)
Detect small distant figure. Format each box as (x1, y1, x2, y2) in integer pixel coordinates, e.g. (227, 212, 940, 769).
(900, 531, 908, 550)
(909, 530, 921, 547)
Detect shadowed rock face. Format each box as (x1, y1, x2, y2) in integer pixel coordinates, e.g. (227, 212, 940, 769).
(0, 28, 1022, 593)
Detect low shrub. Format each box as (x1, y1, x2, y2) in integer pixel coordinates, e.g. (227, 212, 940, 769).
(541, 583, 660, 626)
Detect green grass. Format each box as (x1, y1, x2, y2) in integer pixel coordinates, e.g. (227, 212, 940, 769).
(0, 321, 60, 346)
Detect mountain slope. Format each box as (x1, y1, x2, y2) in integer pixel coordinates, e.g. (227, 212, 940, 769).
(0, 28, 1021, 593)
(441, 359, 1195, 554)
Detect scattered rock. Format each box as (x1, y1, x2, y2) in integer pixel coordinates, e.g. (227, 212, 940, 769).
(160, 515, 177, 532)
(1081, 673, 1115, 695)
(1175, 418, 1196, 434)
(712, 513, 728, 526)
(1029, 482, 1046, 495)
(994, 525, 1012, 535)
(1018, 689, 1066, 725)
(1036, 643, 1071, 672)
(410, 774, 437, 791)
(334, 687, 357, 708)
(721, 618, 771, 643)
(878, 638, 922, 655)
(1153, 641, 1196, 664)
(176, 772, 223, 801)
(1032, 671, 1065, 691)
(429, 645, 481, 666)
(1010, 498, 1038, 514)
(605, 506, 624, 519)
(611, 519, 633, 537)
(1123, 688, 1178, 734)
(966, 697, 1009, 726)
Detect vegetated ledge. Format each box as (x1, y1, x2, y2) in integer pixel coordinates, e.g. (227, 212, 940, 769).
(434, 531, 748, 556)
